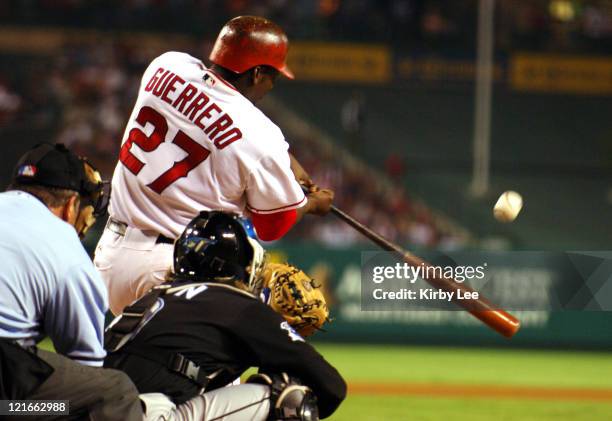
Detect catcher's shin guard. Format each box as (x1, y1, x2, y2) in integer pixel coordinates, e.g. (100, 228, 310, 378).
(247, 373, 319, 421)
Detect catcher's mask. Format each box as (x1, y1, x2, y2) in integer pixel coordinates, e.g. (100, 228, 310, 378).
(173, 211, 265, 295)
(74, 160, 109, 238)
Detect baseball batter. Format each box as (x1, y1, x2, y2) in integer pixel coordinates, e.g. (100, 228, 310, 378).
(95, 16, 333, 315)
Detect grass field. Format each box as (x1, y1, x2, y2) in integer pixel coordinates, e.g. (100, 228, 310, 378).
(40, 340, 612, 420)
(313, 344, 612, 420)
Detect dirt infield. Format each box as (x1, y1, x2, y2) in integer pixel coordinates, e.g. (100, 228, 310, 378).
(349, 383, 612, 401)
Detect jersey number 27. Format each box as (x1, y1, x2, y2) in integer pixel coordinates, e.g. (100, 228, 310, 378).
(119, 106, 210, 194)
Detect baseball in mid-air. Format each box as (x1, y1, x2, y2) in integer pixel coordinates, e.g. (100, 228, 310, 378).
(493, 191, 523, 223)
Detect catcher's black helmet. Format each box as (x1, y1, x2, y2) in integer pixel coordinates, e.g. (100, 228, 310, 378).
(173, 211, 265, 293)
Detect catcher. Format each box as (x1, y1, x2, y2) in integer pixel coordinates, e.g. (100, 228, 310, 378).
(104, 211, 345, 420)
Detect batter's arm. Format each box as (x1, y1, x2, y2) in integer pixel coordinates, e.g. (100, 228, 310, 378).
(288, 153, 334, 217)
(289, 152, 314, 189)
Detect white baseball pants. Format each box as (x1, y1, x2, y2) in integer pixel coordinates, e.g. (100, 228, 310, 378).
(94, 224, 174, 315)
(139, 384, 270, 421)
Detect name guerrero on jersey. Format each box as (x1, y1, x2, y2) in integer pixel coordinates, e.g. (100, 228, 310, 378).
(110, 52, 305, 239)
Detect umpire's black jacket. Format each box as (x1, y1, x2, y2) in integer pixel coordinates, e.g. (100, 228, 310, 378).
(104, 281, 346, 419)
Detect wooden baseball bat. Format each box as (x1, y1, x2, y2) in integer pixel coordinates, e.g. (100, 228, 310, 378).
(328, 204, 520, 338)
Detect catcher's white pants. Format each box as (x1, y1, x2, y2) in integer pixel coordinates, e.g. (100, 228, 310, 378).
(139, 384, 270, 421)
(94, 224, 174, 315)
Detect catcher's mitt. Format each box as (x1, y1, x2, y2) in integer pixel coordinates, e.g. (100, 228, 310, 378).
(263, 263, 329, 337)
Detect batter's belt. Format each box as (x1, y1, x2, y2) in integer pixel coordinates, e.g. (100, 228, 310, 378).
(106, 218, 174, 244)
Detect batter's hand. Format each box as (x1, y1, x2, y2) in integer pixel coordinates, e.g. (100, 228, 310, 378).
(306, 188, 334, 215)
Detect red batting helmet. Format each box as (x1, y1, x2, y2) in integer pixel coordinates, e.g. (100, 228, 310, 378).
(209, 16, 294, 79)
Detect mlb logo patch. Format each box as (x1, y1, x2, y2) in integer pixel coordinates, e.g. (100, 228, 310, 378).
(18, 164, 37, 177)
(203, 73, 216, 87)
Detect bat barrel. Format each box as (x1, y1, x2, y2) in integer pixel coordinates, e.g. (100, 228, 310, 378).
(472, 310, 520, 338)
(400, 252, 521, 338)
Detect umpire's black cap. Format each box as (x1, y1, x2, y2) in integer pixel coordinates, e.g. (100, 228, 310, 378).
(12, 142, 99, 196)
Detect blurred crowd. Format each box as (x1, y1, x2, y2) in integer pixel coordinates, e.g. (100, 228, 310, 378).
(0, 35, 466, 248)
(285, 134, 467, 248)
(0, 42, 148, 175)
(1, 0, 612, 53)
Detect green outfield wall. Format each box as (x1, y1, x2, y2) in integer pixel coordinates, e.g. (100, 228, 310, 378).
(272, 243, 612, 350)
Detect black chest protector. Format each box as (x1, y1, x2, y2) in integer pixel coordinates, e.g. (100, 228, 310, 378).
(105, 284, 221, 388)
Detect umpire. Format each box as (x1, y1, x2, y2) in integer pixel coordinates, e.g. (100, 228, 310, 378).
(0, 143, 142, 420)
(105, 211, 346, 420)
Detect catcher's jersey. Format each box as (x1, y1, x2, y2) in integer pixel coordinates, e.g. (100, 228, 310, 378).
(109, 51, 305, 239)
(104, 282, 346, 418)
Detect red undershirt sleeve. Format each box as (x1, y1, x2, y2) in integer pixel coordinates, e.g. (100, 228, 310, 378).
(250, 209, 298, 241)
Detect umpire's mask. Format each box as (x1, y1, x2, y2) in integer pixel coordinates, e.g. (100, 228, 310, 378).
(74, 160, 108, 239)
(12, 142, 108, 239)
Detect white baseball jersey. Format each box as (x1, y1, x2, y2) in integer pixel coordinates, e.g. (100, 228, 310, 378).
(109, 52, 306, 239)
